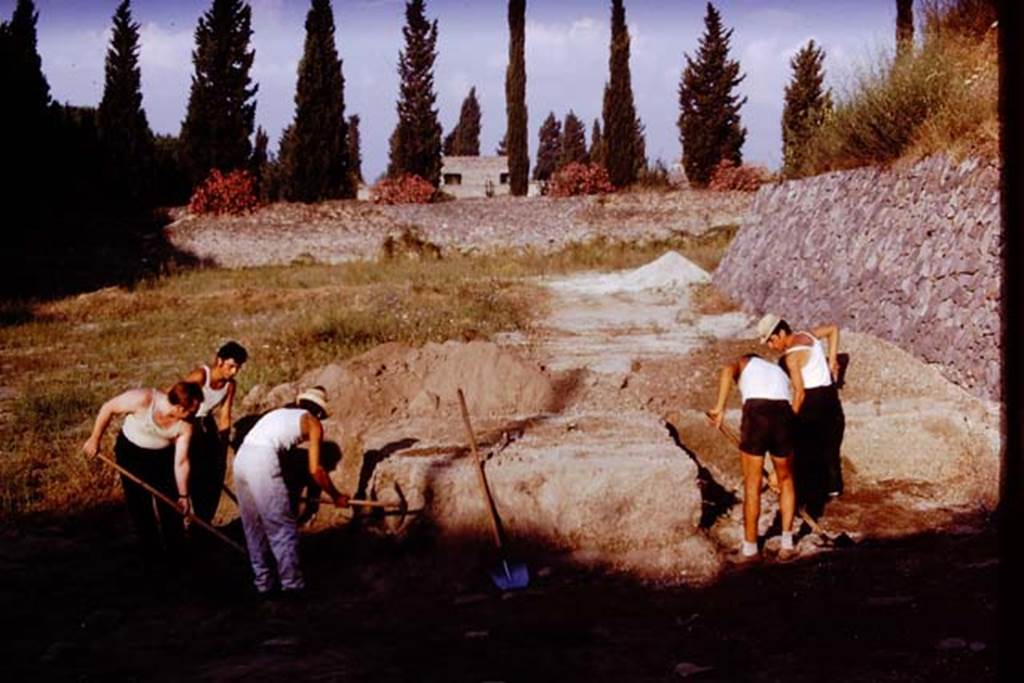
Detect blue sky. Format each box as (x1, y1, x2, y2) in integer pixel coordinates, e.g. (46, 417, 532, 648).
(12, 0, 899, 180)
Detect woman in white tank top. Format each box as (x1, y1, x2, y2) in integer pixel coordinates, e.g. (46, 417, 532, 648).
(708, 354, 797, 560)
(82, 381, 203, 560)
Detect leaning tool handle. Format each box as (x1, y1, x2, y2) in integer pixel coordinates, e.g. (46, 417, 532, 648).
(457, 389, 505, 552)
(94, 451, 247, 556)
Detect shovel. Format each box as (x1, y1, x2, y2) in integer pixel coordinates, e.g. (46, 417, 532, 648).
(457, 389, 529, 590)
(94, 451, 247, 556)
(704, 413, 855, 548)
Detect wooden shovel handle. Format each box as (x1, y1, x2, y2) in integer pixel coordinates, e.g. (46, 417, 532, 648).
(457, 389, 505, 551)
(94, 451, 247, 556)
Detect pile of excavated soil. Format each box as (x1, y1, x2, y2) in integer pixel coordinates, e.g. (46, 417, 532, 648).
(548, 251, 710, 296)
(243, 340, 557, 438)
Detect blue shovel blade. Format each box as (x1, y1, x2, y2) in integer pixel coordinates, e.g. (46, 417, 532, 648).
(489, 559, 530, 590)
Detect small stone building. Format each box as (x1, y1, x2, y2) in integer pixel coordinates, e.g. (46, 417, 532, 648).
(440, 155, 510, 198)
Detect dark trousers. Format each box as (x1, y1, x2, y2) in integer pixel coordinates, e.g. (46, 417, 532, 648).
(115, 432, 184, 560)
(794, 385, 846, 514)
(190, 415, 228, 523)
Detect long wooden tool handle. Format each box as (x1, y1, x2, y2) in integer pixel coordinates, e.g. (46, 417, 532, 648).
(301, 497, 396, 509)
(706, 411, 740, 446)
(457, 389, 505, 551)
(95, 452, 247, 556)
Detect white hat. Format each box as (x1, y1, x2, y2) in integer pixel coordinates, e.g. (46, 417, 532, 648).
(296, 386, 329, 417)
(756, 313, 782, 344)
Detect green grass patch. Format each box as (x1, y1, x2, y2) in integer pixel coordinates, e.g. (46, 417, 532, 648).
(0, 230, 736, 524)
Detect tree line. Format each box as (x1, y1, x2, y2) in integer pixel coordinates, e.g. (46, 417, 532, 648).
(2, 0, 838, 218)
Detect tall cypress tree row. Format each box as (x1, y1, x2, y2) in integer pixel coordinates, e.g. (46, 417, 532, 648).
(533, 111, 561, 182)
(589, 118, 605, 168)
(677, 2, 747, 187)
(281, 0, 352, 202)
(348, 114, 363, 185)
(559, 110, 588, 169)
(505, 0, 528, 195)
(2, 0, 52, 222)
(602, 0, 639, 187)
(781, 40, 832, 178)
(180, 0, 258, 187)
(387, 0, 442, 186)
(97, 0, 155, 206)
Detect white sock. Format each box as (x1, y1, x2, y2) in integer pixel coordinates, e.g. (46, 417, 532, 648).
(781, 531, 794, 550)
(741, 540, 758, 556)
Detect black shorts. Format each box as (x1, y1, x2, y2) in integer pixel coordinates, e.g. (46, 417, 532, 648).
(739, 399, 795, 457)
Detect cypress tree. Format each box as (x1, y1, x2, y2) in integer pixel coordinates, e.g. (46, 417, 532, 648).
(896, 0, 914, 59)
(589, 118, 605, 168)
(97, 0, 155, 206)
(280, 0, 352, 202)
(387, 0, 442, 186)
(348, 114, 363, 184)
(677, 2, 747, 187)
(633, 115, 647, 176)
(533, 112, 561, 182)
(443, 128, 457, 155)
(602, 0, 639, 187)
(454, 86, 482, 155)
(558, 110, 588, 169)
(505, 0, 528, 195)
(180, 0, 258, 187)
(781, 40, 832, 178)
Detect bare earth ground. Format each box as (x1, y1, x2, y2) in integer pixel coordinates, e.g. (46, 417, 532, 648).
(0, 251, 1000, 681)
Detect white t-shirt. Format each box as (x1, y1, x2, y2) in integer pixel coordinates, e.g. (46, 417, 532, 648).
(738, 357, 793, 403)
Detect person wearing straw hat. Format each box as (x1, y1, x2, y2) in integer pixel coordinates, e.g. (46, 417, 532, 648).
(182, 341, 248, 523)
(709, 354, 797, 561)
(232, 385, 348, 596)
(757, 313, 845, 518)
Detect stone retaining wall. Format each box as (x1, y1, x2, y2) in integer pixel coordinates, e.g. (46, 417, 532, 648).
(713, 155, 1001, 400)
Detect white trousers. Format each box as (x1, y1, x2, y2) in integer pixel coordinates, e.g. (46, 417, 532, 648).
(234, 442, 304, 592)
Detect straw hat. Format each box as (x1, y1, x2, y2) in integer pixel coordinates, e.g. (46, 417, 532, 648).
(756, 313, 782, 344)
(296, 386, 329, 417)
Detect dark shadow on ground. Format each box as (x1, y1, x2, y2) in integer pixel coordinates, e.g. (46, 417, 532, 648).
(0, 498, 996, 682)
(0, 207, 211, 306)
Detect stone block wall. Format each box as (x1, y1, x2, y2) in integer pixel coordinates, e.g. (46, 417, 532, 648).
(713, 155, 1001, 400)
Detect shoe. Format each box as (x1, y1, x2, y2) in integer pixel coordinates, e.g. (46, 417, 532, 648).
(776, 546, 798, 562)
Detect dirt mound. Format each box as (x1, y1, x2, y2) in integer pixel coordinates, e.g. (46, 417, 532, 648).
(550, 250, 709, 296)
(244, 340, 556, 437)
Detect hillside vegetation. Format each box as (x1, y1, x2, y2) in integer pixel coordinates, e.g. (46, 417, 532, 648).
(798, 0, 998, 176)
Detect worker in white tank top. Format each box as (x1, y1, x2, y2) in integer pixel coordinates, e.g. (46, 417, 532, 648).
(708, 354, 797, 560)
(758, 313, 846, 512)
(757, 314, 839, 414)
(83, 382, 203, 560)
(183, 341, 248, 523)
(233, 386, 348, 595)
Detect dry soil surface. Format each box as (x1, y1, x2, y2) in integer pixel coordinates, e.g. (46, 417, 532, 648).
(0, 253, 1001, 681)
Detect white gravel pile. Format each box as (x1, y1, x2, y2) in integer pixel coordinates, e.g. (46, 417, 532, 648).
(550, 251, 710, 295)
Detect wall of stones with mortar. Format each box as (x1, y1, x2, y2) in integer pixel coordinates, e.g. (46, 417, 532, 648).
(713, 155, 1001, 400)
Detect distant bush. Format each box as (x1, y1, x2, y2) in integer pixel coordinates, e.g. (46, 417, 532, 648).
(372, 174, 436, 204)
(797, 0, 997, 176)
(548, 162, 614, 197)
(380, 225, 442, 261)
(188, 168, 260, 215)
(631, 160, 675, 192)
(708, 159, 772, 191)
